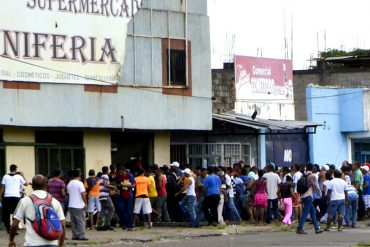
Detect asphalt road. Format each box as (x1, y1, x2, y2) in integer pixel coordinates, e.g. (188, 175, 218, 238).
(114, 228, 370, 247)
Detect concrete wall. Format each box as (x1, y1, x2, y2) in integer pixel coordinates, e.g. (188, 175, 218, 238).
(83, 130, 111, 177)
(3, 127, 35, 183)
(0, 0, 212, 131)
(212, 69, 235, 114)
(294, 69, 370, 120)
(154, 131, 170, 165)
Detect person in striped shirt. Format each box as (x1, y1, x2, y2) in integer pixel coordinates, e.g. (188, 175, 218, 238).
(47, 169, 66, 212)
(97, 166, 115, 231)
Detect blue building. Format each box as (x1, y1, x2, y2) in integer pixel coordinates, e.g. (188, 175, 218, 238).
(306, 86, 370, 166)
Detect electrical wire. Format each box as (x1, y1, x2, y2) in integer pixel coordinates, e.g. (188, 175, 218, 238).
(1, 55, 368, 102)
(0, 55, 212, 100)
(236, 88, 368, 102)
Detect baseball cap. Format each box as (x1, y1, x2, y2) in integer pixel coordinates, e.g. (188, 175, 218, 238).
(322, 164, 329, 171)
(170, 161, 180, 168)
(361, 166, 369, 172)
(184, 168, 191, 175)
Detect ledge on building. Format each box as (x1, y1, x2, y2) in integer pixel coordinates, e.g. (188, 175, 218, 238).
(84, 85, 118, 93)
(3, 81, 40, 90)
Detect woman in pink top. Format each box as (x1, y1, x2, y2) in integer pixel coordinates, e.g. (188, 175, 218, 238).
(253, 170, 268, 225)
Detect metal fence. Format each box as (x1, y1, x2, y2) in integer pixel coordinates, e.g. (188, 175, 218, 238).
(170, 143, 251, 168)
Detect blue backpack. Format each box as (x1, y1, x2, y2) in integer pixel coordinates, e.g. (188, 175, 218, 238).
(28, 194, 63, 240)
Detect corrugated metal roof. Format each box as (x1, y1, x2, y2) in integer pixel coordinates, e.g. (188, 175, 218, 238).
(213, 113, 321, 130)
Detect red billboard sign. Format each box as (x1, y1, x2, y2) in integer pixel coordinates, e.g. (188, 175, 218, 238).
(235, 56, 293, 101)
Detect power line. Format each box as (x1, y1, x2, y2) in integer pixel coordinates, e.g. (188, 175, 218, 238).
(236, 88, 368, 102)
(0, 55, 212, 100)
(1, 55, 367, 102)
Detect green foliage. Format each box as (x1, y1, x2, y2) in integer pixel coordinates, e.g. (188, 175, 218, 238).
(320, 48, 370, 58)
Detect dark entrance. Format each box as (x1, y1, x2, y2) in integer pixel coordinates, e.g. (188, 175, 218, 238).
(353, 140, 370, 164)
(35, 131, 85, 178)
(111, 132, 153, 171)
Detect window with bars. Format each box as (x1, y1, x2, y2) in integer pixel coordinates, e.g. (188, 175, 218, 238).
(170, 143, 251, 168)
(167, 49, 186, 85)
(36, 147, 85, 178)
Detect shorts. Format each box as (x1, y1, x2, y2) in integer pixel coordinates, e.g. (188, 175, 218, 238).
(254, 194, 267, 207)
(363, 195, 370, 209)
(88, 196, 101, 213)
(293, 193, 301, 207)
(327, 199, 345, 217)
(134, 197, 152, 214)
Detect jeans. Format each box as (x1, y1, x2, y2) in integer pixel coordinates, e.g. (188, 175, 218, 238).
(99, 198, 115, 227)
(297, 196, 320, 231)
(266, 198, 279, 224)
(327, 199, 345, 217)
(203, 194, 220, 225)
(117, 196, 134, 228)
(195, 196, 205, 222)
(69, 207, 86, 239)
(225, 196, 241, 221)
(180, 195, 198, 227)
(345, 194, 358, 226)
(156, 195, 171, 222)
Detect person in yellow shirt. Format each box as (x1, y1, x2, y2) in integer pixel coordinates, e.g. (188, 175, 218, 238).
(134, 168, 152, 228)
(84, 169, 100, 229)
(146, 167, 161, 221)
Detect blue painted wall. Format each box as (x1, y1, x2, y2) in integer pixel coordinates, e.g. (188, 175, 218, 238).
(340, 88, 364, 132)
(306, 87, 348, 166)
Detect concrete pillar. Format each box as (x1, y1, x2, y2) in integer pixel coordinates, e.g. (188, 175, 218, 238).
(154, 131, 170, 166)
(3, 127, 35, 181)
(259, 129, 266, 169)
(84, 130, 111, 177)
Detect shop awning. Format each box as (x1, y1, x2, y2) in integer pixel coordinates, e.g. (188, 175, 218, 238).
(213, 113, 321, 132)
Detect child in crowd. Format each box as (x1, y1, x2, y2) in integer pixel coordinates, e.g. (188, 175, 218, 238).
(280, 175, 296, 226)
(254, 170, 267, 225)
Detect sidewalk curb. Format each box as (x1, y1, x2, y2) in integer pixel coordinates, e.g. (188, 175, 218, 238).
(64, 226, 274, 246)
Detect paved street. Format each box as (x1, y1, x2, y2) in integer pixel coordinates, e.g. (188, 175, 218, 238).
(3, 223, 370, 246)
(115, 229, 370, 247)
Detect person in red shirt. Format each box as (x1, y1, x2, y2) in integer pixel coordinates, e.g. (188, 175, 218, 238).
(116, 166, 135, 231)
(154, 165, 171, 222)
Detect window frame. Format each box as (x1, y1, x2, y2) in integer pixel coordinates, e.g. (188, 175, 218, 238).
(161, 38, 192, 96)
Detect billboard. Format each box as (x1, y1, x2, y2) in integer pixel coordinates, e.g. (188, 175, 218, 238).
(0, 0, 143, 85)
(235, 55, 293, 101)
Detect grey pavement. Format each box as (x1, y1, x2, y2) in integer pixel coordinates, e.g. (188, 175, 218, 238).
(4, 222, 370, 246)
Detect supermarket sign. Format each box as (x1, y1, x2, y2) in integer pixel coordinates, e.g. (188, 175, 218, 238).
(0, 0, 143, 84)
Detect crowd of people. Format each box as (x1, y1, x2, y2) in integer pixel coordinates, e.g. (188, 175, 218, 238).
(2, 159, 370, 245)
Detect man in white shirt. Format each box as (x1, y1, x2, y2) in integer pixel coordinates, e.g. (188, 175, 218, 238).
(225, 167, 241, 222)
(325, 169, 348, 232)
(0, 164, 28, 233)
(8, 174, 65, 247)
(175, 168, 198, 227)
(67, 169, 88, 241)
(263, 164, 281, 224)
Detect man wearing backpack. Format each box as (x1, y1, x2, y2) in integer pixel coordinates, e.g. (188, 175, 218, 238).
(9, 174, 65, 247)
(296, 163, 323, 234)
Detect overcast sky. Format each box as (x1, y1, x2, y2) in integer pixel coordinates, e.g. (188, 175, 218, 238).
(208, 0, 370, 70)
